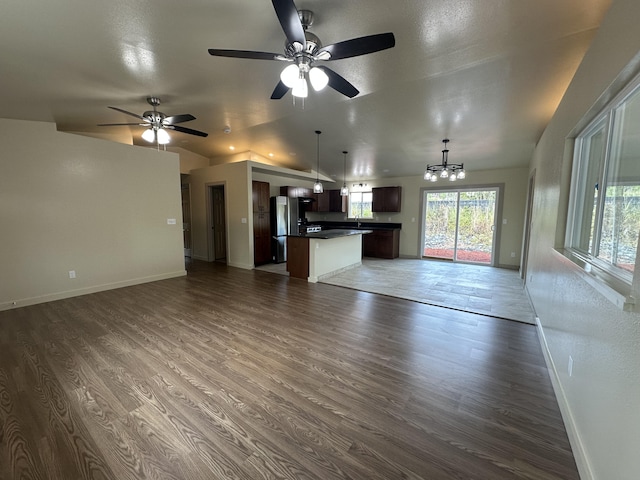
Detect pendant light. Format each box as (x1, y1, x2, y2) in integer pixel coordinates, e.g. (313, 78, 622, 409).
(340, 150, 349, 196)
(313, 130, 324, 193)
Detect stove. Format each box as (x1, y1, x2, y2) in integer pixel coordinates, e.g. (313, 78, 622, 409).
(300, 224, 322, 234)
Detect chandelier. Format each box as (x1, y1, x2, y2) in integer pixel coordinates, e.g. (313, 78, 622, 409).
(424, 139, 466, 182)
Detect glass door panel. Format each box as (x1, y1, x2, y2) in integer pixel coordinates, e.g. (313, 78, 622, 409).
(456, 190, 496, 264)
(423, 188, 498, 265)
(424, 192, 458, 260)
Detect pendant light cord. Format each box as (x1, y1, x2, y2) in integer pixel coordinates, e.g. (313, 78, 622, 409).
(315, 130, 321, 182)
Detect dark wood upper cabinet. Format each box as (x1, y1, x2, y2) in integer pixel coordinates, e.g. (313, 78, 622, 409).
(315, 189, 346, 213)
(329, 190, 347, 213)
(280, 186, 319, 211)
(315, 191, 330, 212)
(280, 186, 313, 198)
(372, 186, 402, 212)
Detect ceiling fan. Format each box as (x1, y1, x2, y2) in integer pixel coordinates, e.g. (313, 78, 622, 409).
(208, 0, 395, 99)
(98, 97, 208, 145)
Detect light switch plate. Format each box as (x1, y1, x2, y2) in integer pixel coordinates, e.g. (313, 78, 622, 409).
(167, 218, 177, 225)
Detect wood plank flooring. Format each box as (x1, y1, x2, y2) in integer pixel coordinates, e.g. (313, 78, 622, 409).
(0, 260, 578, 479)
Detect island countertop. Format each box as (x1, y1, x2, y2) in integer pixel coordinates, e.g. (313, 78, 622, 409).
(287, 230, 368, 282)
(296, 229, 372, 239)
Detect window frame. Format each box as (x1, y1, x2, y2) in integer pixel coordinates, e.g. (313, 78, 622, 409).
(565, 71, 640, 311)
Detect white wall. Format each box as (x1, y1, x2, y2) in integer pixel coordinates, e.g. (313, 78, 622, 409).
(0, 119, 186, 310)
(188, 161, 253, 269)
(527, 0, 640, 478)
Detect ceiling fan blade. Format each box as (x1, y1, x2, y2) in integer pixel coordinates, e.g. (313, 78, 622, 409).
(97, 122, 150, 127)
(163, 114, 195, 125)
(208, 49, 286, 61)
(316, 66, 359, 98)
(167, 125, 209, 138)
(270, 80, 290, 99)
(107, 106, 147, 121)
(318, 32, 396, 61)
(272, 0, 305, 47)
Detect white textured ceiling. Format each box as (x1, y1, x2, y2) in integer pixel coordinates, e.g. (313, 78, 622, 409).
(0, 0, 612, 181)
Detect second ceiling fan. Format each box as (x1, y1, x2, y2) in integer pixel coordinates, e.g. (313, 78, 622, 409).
(208, 0, 395, 99)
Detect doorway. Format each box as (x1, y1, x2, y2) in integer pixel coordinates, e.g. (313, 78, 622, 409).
(422, 188, 498, 265)
(208, 185, 227, 263)
(181, 182, 192, 257)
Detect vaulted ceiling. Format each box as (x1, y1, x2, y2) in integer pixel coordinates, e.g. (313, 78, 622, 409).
(1, 0, 612, 181)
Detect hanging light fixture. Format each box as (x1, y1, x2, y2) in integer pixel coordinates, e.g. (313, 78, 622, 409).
(340, 150, 349, 196)
(424, 139, 465, 182)
(156, 128, 170, 145)
(141, 126, 170, 145)
(313, 130, 324, 194)
(280, 61, 329, 98)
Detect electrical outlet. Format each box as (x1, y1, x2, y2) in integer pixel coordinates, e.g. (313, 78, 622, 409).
(568, 356, 574, 377)
(511, 252, 516, 258)
(68, 270, 76, 279)
(167, 218, 177, 225)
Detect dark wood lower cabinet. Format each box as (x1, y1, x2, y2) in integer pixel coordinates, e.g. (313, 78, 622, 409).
(253, 212, 271, 265)
(362, 229, 400, 259)
(253, 180, 271, 265)
(286, 236, 309, 279)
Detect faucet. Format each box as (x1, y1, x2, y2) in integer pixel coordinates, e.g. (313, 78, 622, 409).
(355, 216, 361, 228)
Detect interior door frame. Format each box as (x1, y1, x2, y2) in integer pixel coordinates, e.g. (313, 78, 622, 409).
(418, 183, 505, 266)
(521, 170, 536, 282)
(206, 182, 228, 263)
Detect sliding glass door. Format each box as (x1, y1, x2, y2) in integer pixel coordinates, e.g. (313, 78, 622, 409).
(423, 188, 498, 265)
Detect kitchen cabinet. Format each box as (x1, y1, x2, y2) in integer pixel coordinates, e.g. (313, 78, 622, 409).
(280, 186, 313, 198)
(280, 186, 317, 212)
(315, 189, 347, 213)
(372, 186, 402, 212)
(362, 229, 400, 259)
(286, 236, 309, 279)
(253, 180, 271, 265)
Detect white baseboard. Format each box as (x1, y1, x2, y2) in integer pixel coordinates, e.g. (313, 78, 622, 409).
(535, 316, 594, 480)
(0, 270, 187, 312)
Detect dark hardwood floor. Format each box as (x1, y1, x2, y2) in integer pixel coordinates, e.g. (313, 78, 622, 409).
(0, 260, 578, 479)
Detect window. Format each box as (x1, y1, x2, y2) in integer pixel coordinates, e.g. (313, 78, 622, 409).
(349, 191, 373, 219)
(568, 73, 640, 306)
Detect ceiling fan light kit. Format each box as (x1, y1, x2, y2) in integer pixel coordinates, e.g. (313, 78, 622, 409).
(424, 139, 466, 182)
(208, 0, 395, 100)
(98, 96, 208, 147)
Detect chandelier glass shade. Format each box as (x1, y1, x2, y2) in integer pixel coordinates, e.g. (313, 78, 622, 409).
(313, 130, 324, 193)
(340, 150, 349, 196)
(424, 139, 465, 182)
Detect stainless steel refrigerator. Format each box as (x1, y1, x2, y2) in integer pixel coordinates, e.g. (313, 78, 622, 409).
(270, 196, 300, 263)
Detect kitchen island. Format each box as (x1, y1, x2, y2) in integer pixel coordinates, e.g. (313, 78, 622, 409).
(287, 229, 372, 282)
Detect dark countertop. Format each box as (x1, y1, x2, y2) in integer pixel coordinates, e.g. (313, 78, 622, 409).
(292, 229, 373, 239)
(315, 221, 401, 231)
